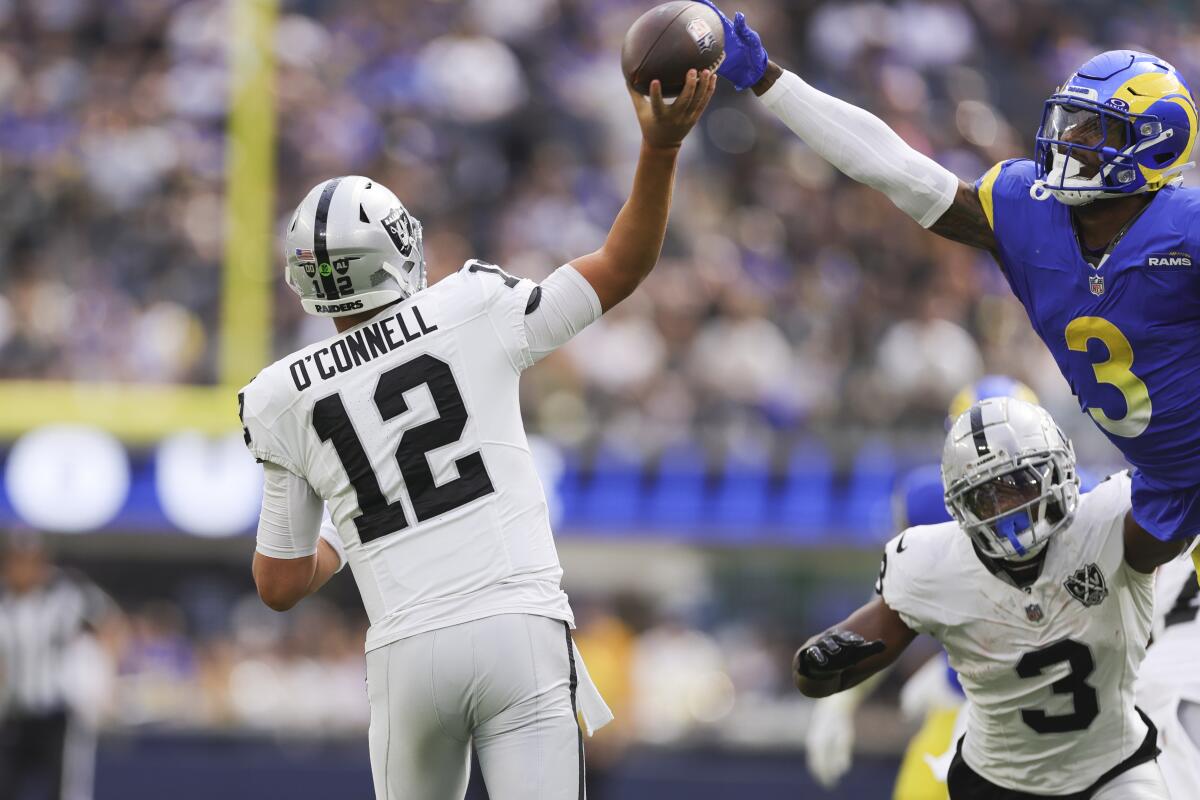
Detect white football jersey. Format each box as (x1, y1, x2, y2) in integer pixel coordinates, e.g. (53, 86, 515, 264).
(1136, 553, 1200, 800)
(1148, 552, 1199, 647)
(878, 471, 1155, 795)
(240, 261, 574, 652)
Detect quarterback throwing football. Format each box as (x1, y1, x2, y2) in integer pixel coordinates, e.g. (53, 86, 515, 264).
(239, 70, 716, 799)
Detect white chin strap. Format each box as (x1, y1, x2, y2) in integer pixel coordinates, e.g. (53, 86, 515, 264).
(1030, 134, 1196, 205)
(1029, 150, 1109, 205)
(380, 259, 425, 299)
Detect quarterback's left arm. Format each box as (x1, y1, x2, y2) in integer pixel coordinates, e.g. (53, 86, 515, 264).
(1123, 513, 1194, 574)
(251, 463, 346, 612)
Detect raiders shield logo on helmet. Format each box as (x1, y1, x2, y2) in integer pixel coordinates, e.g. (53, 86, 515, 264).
(1064, 563, 1108, 607)
(382, 208, 415, 258)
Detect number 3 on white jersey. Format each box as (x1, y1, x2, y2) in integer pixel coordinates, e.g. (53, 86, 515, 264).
(1065, 316, 1152, 438)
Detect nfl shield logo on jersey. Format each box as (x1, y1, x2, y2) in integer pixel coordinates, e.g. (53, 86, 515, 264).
(1025, 603, 1044, 623)
(1064, 563, 1108, 607)
(1088, 274, 1105, 296)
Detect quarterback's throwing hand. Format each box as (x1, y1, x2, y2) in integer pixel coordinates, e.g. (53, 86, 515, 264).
(793, 630, 886, 682)
(692, 0, 768, 90)
(628, 69, 717, 150)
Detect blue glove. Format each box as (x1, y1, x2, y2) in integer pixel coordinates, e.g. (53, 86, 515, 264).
(692, 0, 768, 91)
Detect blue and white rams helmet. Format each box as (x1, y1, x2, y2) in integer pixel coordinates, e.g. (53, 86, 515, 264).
(284, 176, 427, 317)
(942, 398, 1079, 561)
(1033, 50, 1197, 206)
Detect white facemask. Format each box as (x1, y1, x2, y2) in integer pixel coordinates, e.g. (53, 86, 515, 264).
(1030, 148, 1108, 205)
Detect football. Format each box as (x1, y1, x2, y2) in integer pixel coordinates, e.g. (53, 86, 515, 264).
(621, 1, 725, 97)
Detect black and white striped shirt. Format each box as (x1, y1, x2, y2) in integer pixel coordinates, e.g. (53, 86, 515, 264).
(0, 570, 114, 716)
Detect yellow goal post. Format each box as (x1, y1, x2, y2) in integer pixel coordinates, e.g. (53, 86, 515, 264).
(0, 0, 279, 444)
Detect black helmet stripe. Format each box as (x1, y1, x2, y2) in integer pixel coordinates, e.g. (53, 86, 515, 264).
(969, 405, 990, 456)
(313, 177, 343, 301)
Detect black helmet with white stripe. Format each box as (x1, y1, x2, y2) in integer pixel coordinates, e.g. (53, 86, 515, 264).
(284, 176, 427, 317)
(942, 397, 1079, 561)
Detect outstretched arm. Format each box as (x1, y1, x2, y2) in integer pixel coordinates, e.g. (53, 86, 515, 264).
(571, 69, 717, 312)
(751, 62, 993, 245)
(695, 0, 996, 250)
(792, 597, 917, 698)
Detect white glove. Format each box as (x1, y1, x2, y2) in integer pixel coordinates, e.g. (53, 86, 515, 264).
(318, 516, 346, 573)
(805, 694, 857, 789)
(899, 653, 961, 721)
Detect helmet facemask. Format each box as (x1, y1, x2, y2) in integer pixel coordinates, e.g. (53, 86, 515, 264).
(946, 454, 1076, 561)
(1033, 100, 1144, 205)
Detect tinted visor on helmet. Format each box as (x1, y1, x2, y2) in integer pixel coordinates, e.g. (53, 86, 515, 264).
(957, 461, 1065, 556)
(1038, 101, 1136, 184)
(962, 464, 1044, 522)
(1045, 104, 1130, 150)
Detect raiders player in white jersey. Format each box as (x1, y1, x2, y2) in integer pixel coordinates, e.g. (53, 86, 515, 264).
(239, 70, 716, 800)
(792, 397, 1191, 800)
(1137, 550, 1200, 799)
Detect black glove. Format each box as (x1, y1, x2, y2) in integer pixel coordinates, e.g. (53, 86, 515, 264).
(794, 630, 886, 681)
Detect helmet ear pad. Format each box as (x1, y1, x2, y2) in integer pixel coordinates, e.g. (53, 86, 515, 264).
(1136, 96, 1196, 173)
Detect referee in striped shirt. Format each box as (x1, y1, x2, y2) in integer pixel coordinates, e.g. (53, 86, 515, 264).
(0, 533, 118, 800)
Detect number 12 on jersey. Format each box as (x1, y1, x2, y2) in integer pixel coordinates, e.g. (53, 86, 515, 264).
(312, 353, 495, 544)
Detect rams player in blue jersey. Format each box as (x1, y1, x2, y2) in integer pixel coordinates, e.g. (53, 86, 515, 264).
(693, 1, 1198, 578)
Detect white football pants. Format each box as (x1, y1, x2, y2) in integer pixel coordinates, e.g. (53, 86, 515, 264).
(366, 613, 606, 800)
(1137, 632, 1200, 800)
(1090, 760, 1169, 800)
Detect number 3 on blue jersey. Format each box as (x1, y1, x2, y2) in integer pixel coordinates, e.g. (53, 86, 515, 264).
(1065, 316, 1152, 438)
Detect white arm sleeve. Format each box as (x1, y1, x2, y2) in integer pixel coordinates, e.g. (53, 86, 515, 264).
(757, 69, 959, 228)
(255, 462, 324, 559)
(318, 515, 347, 573)
(523, 263, 603, 363)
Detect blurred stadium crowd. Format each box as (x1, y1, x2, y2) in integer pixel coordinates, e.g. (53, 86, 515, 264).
(3, 0, 1197, 454)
